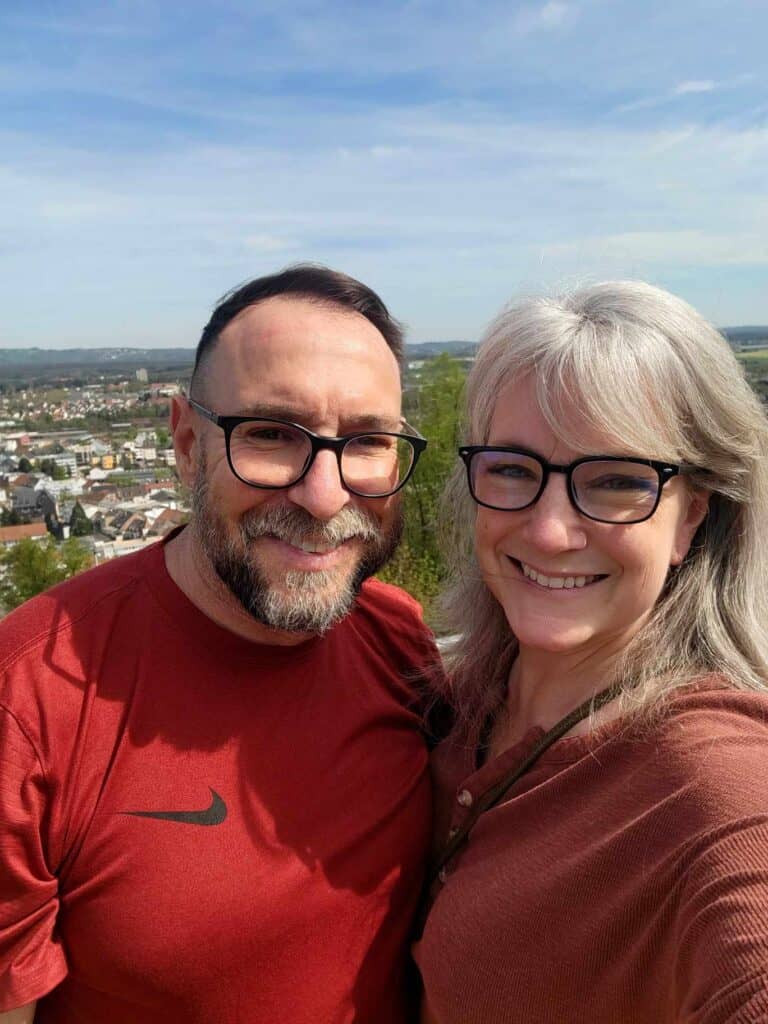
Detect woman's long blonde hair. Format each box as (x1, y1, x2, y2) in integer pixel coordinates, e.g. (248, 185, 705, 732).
(437, 281, 768, 736)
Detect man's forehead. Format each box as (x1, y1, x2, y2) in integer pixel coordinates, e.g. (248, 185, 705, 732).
(207, 297, 395, 369)
(219, 294, 383, 346)
(201, 296, 402, 425)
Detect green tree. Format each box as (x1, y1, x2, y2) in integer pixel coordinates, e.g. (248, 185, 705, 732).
(0, 508, 22, 526)
(0, 537, 93, 611)
(17, 456, 32, 473)
(378, 354, 466, 621)
(69, 501, 94, 537)
(39, 458, 66, 480)
(156, 426, 170, 448)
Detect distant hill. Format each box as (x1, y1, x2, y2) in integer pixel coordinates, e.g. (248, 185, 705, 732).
(0, 347, 195, 371)
(720, 327, 768, 347)
(2, 328, 766, 376)
(406, 341, 477, 358)
(0, 340, 478, 373)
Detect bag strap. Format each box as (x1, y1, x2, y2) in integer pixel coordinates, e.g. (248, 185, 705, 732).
(427, 684, 621, 888)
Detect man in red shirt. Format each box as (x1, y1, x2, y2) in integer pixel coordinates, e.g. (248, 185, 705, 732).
(0, 266, 435, 1023)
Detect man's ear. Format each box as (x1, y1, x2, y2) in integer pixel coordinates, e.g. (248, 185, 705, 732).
(670, 488, 711, 566)
(171, 396, 199, 488)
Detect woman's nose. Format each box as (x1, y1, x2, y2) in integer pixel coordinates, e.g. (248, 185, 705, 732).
(520, 474, 588, 553)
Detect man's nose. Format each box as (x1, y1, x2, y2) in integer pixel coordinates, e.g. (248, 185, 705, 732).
(285, 448, 352, 520)
(521, 474, 588, 553)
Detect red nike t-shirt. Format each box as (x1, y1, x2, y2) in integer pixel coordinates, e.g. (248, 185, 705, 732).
(0, 538, 434, 1022)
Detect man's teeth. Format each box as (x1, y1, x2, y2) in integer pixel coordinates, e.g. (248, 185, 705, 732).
(293, 540, 338, 554)
(520, 561, 598, 589)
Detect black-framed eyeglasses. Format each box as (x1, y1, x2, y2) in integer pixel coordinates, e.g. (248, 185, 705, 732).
(189, 399, 427, 498)
(459, 446, 682, 524)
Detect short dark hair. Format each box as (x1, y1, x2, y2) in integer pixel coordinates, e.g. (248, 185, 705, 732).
(191, 264, 404, 392)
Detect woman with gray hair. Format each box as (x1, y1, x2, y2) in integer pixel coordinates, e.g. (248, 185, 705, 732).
(414, 281, 768, 1022)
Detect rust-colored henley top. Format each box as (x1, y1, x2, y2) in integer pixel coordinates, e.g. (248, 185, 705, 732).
(414, 686, 768, 1023)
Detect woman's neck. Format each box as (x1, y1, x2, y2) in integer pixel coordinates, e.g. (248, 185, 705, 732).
(495, 645, 621, 751)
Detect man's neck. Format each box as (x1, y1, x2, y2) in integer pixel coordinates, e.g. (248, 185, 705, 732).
(163, 525, 312, 647)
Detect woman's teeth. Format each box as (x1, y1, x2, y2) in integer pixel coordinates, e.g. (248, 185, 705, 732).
(519, 561, 599, 589)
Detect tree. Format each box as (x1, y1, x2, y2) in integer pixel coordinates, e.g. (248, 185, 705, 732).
(39, 458, 66, 480)
(70, 501, 94, 537)
(0, 537, 93, 611)
(156, 426, 170, 448)
(377, 354, 467, 621)
(17, 456, 32, 473)
(0, 508, 22, 526)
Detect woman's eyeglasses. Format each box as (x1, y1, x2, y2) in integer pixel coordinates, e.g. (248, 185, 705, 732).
(459, 446, 682, 524)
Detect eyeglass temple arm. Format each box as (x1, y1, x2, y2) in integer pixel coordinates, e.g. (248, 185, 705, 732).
(188, 398, 219, 425)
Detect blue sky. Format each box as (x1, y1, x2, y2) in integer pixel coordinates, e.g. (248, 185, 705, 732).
(1, 0, 766, 347)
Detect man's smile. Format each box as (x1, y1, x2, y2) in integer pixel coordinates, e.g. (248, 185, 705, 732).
(253, 533, 358, 572)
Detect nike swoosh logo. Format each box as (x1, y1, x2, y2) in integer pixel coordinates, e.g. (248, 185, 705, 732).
(122, 787, 227, 826)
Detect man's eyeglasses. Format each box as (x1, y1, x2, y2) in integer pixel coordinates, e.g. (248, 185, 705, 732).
(459, 446, 682, 524)
(190, 400, 427, 498)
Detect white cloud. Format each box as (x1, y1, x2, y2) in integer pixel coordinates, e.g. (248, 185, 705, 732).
(537, 2, 572, 28)
(616, 74, 759, 116)
(369, 145, 411, 159)
(1, 0, 767, 341)
(512, 1, 574, 34)
(242, 234, 299, 252)
(542, 230, 768, 269)
(2, 109, 766, 342)
(674, 80, 717, 95)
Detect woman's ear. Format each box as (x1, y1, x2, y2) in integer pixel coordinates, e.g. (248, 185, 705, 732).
(670, 488, 711, 566)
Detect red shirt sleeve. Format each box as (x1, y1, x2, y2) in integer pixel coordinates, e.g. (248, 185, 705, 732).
(676, 818, 768, 1022)
(0, 707, 67, 1010)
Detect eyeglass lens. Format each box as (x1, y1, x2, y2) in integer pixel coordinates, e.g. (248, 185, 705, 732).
(229, 420, 415, 495)
(469, 451, 661, 522)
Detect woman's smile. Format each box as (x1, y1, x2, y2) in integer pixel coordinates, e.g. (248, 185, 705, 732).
(508, 557, 608, 590)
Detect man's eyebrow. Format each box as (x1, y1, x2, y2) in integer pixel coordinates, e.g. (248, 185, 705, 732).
(229, 405, 404, 433)
(343, 414, 405, 433)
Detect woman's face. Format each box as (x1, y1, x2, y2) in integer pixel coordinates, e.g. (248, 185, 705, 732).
(474, 377, 708, 660)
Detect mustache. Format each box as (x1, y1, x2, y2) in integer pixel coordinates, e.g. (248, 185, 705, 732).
(239, 504, 383, 547)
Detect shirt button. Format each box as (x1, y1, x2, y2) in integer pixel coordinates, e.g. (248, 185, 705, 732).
(448, 826, 459, 838)
(457, 789, 473, 808)
(438, 867, 448, 884)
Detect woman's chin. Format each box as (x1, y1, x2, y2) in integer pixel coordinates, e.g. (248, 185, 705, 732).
(510, 625, 598, 657)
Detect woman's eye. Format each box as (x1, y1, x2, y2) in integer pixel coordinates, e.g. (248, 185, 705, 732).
(588, 474, 654, 492)
(487, 462, 535, 479)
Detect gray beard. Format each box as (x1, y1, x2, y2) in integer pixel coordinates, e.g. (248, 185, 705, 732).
(191, 456, 403, 635)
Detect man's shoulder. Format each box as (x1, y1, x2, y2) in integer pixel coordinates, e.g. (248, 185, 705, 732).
(0, 543, 162, 667)
(356, 577, 425, 623)
(344, 578, 439, 676)
(354, 579, 434, 648)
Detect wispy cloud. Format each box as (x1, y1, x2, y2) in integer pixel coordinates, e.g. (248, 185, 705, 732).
(673, 80, 717, 96)
(513, 1, 575, 33)
(616, 79, 725, 114)
(615, 72, 763, 116)
(0, 0, 766, 346)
